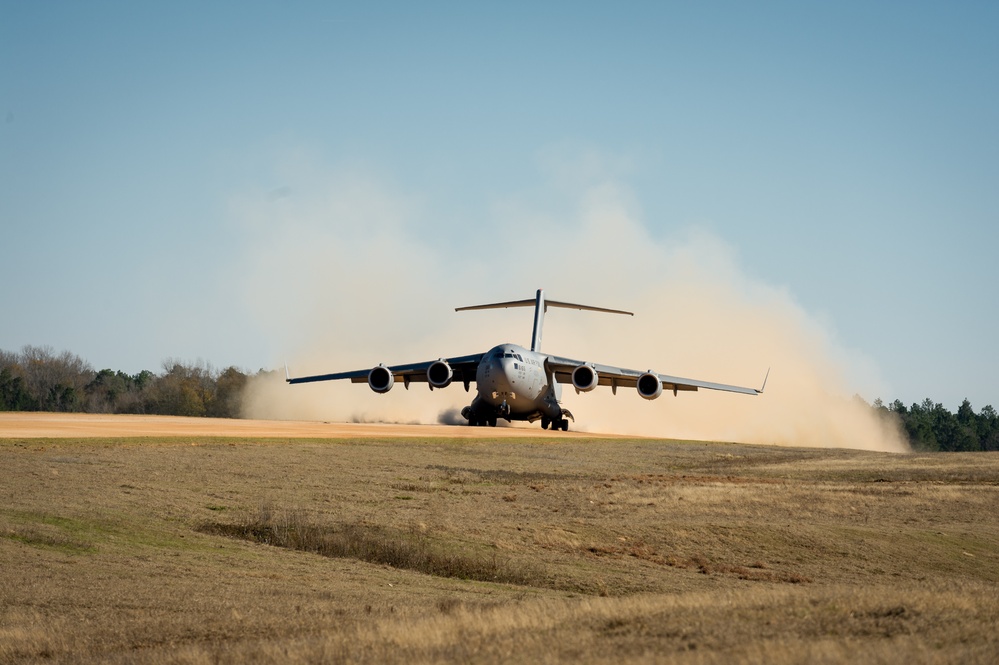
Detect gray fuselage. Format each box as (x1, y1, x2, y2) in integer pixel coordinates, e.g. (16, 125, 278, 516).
(468, 343, 562, 423)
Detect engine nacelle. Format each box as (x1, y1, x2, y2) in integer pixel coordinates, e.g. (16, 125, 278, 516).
(367, 364, 395, 394)
(571, 364, 599, 392)
(636, 371, 663, 400)
(427, 359, 453, 389)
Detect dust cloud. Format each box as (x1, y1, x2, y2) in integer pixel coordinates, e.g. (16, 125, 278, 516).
(234, 161, 907, 452)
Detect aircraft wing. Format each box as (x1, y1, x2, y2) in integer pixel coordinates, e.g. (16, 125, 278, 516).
(286, 353, 484, 387)
(545, 355, 765, 396)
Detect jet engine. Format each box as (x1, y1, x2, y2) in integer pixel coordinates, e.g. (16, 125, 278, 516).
(571, 364, 599, 392)
(636, 371, 663, 400)
(367, 365, 395, 394)
(427, 359, 453, 389)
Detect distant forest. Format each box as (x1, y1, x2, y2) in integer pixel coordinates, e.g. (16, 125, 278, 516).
(868, 397, 999, 453)
(0, 346, 267, 420)
(2, 345, 997, 452)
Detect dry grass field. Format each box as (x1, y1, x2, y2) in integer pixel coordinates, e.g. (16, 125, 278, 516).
(2, 414, 998, 663)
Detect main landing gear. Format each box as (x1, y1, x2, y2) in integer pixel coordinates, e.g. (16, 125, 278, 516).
(461, 404, 496, 427)
(540, 416, 569, 432)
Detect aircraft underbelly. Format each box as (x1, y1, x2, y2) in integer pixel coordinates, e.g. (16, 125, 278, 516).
(480, 379, 542, 409)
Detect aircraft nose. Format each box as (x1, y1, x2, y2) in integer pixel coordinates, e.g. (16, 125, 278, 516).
(491, 357, 515, 388)
(493, 368, 512, 389)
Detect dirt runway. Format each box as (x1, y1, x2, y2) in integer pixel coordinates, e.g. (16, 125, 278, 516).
(0, 412, 619, 439)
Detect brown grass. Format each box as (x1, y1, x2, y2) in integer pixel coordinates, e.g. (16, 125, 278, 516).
(1, 417, 998, 663)
(200, 507, 545, 587)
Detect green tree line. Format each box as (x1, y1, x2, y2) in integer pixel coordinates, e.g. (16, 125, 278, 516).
(0, 346, 261, 419)
(870, 397, 999, 452)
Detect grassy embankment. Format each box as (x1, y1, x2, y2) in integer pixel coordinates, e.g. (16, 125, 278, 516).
(2, 435, 998, 663)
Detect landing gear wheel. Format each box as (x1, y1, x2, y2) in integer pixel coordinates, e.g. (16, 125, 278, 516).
(541, 417, 550, 430)
(560, 420, 569, 432)
(488, 417, 497, 427)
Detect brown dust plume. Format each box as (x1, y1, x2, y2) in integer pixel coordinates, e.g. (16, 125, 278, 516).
(235, 168, 907, 452)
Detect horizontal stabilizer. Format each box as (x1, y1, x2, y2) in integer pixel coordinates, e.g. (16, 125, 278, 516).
(456, 297, 632, 317)
(455, 298, 536, 312)
(457, 289, 632, 353)
(545, 299, 634, 316)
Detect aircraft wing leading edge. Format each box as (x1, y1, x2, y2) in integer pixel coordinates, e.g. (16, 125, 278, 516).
(544, 355, 765, 395)
(286, 353, 484, 385)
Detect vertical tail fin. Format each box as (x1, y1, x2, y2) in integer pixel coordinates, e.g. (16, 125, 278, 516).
(531, 289, 546, 352)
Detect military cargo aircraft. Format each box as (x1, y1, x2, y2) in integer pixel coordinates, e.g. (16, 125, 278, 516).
(286, 289, 766, 431)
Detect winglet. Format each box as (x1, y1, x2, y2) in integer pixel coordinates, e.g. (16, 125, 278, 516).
(285, 363, 291, 383)
(758, 367, 770, 394)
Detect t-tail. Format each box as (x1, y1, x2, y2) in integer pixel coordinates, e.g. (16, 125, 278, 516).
(455, 289, 633, 352)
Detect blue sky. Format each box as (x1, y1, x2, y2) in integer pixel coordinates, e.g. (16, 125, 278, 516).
(2, 1, 997, 411)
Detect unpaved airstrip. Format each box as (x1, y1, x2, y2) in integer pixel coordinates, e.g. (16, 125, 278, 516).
(2, 413, 998, 664)
(0, 412, 607, 439)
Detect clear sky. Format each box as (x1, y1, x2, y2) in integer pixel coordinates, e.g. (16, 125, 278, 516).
(2, 1, 997, 412)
